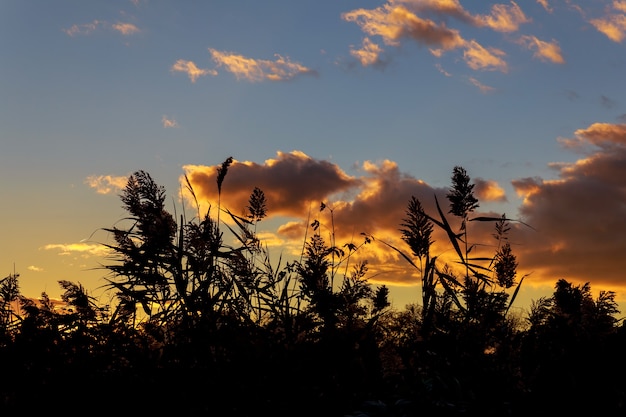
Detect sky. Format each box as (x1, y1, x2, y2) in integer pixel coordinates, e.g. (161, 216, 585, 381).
(2, 0, 626, 315)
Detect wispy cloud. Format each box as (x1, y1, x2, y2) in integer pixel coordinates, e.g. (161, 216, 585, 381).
(62, 20, 103, 37)
(84, 174, 128, 195)
(111, 22, 140, 35)
(208, 49, 317, 82)
(518, 35, 565, 63)
(463, 40, 508, 72)
(536, 0, 553, 13)
(43, 243, 110, 257)
(162, 115, 179, 128)
(468, 76, 495, 93)
(601, 95, 618, 109)
(476, 1, 530, 32)
(589, 2, 626, 42)
(171, 59, 216, 83)
(62, 20, 139, 37)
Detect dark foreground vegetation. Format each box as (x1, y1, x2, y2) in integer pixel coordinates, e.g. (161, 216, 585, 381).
(1, 161, 625, 416)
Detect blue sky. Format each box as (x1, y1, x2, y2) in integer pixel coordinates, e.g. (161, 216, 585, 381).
(2, 0, 626, 313)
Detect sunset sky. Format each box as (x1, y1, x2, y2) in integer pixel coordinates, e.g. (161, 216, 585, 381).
(2, 0, 626, 314)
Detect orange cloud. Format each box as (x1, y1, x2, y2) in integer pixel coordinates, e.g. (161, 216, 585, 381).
(478, 2, 530, 32)
(589, 2, 626, 42)
(111, 22, 140, 35)
(463, 40, 508, 71)
(84, 174, 128, 195)
(518, 35, 565, 64)
(474, 178, 507, 202)
(559, 123, 626, 149)
(208, 49, 316, 82)
(511, 122, 626, 295)
(342, 1, 515, 72)
(349, 37, 386, 67)
(536, 0, 553, 13)
(616, 0, 626, 13)
(182, 151, 361, 218)
(171, 59, 216, 83)
(342, 4, 465, 49)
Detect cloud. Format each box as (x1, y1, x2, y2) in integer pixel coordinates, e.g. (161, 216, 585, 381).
(616, 0, 626, 13)
(171, 59, 216, 83)
(558, 122, 626, 149)
(474, 178, 507, 202)
(162, 115, 179, 128)
(182, 151, 361, 218)
(600, 95, 618, 109)
(341, 4, 465, 50)
(43, 243, 110, 257)
(477, 2, 530, 33)
(518, 35, 565, 64)
(589, 2, 626, 42)
(208, 49, 317, 82)
(349, 37, 387, 68)
(27, 266, 43, 272)
(62, 20, 139, 37)
(84, 174, 128, 195)
(511, 122, 626, 293)
(536, 0, 553, 13)
(341, 1, 512, 72)
(436, 63, 452, 76)
(463, 40, 508, 71)
(111, 22, 140, 35)
(62, 20, 103, 37)
(468, 76, 495, 93)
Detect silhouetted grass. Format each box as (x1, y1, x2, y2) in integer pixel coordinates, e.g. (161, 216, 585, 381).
(0, 163, 624, 416)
